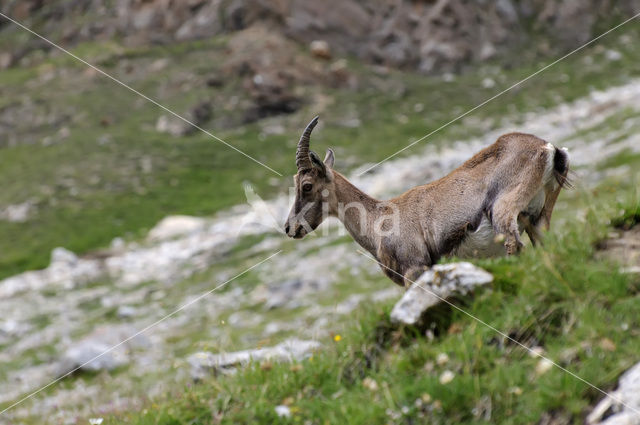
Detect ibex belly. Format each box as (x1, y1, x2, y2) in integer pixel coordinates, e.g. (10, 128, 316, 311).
(453, 217, 503, 258)
(453, 189, 546, 259)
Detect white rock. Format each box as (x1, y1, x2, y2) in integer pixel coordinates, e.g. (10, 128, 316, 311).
(116, 305, 137, 319)
(439, 370, 455, 384)
(436, 353, 450, 366)
(188, 339, 320, 380)
(587, 362, 640, 425)
(605, 50, 623, 61)
(51, 247, 78, 265)
(60, 340, 128, 373)
(482, 77, 496, 88)
(147, 215, 207, 242)
(274, 405, 291, 418)
(0, 201, 33, 222)
(535, 358, 553, 376)
(390, 262, 493, 325)
(155, 115, 190, 136)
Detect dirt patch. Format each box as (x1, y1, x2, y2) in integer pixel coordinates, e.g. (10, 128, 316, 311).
(596, 225, 640, 272)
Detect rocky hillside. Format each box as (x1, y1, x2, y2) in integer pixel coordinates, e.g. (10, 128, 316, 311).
(2, 0, 638, 73)
(2, 48, 640, 423)
(1, 1, 640, 424)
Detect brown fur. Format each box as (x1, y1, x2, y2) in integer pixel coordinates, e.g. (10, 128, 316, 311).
(286, 126, 569, 287)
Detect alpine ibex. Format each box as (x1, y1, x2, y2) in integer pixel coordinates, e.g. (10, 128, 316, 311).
(285, 117, 569, 286)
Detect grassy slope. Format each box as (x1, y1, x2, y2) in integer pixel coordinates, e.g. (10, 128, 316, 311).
(0, 24, 639, 278)
(114, 191, 640, 424)
(1, 14, 640, 425)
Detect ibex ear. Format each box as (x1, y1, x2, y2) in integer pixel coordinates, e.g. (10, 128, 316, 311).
(309, 151, 327, 176)
(323, 148, 335, 169)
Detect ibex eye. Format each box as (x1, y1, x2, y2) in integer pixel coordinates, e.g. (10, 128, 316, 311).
(302, 183, 312, 192)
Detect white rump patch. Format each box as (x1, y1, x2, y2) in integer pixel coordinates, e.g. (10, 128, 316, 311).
(542, 142, 555, 185)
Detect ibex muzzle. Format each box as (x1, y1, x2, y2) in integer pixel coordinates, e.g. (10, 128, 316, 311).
(285, 117, 570, 287)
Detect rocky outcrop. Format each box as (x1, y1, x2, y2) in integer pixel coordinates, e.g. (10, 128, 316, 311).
(187, 339, 320, 379)
(2, 0, 638, 73)
(587, 362, 640, 425)
(390, 262, 493, 326)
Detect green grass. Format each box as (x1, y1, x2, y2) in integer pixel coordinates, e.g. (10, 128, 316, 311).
(103, 190, 640, 425)
(611, 202, 640, 230)
(1, 24, 640, 278)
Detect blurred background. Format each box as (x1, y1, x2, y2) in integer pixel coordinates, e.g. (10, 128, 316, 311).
(1, 1, 640, 424)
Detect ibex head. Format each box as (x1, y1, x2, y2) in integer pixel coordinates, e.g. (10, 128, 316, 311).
(284, 116, 336, 238)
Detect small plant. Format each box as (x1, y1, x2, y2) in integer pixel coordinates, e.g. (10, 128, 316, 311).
(611, 203, 640, 230)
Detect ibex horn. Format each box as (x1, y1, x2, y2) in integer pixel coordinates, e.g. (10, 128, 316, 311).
(296, 116, 319, 170)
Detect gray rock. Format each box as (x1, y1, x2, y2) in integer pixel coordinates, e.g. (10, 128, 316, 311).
(390, 262, 493, 326)
(116, 305, 138, 319)
(58, 325, 149, 374)
(188, 339, 320, 380)
(0, 319, 31, 344)
(0, 201, 33, 222)
(59, 340, 128, 374)
(51, 247, 78, 266)
(496, 0, 519, 23)
(587, 362, 640, 425)
(155, 115, 191, 137)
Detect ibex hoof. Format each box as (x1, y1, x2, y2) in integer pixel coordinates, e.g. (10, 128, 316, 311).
(505, 240, 523, 256)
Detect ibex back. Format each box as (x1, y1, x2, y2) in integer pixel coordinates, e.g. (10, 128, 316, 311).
(285, 117, 569, 287)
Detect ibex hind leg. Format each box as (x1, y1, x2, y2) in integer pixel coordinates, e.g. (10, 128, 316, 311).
(492, 184, 545, 255)
(521, 213, 544, 247)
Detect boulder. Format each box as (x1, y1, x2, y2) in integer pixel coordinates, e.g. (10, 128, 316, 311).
(390, 262, 493, 326)
(587, 362, 640, 425)
(188, 339, 320, 380)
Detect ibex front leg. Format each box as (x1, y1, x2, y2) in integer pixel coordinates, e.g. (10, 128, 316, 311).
(403, 265, 430, 289)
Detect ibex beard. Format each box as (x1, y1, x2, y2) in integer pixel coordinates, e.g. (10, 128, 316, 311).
(285, 116, 570, 287)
